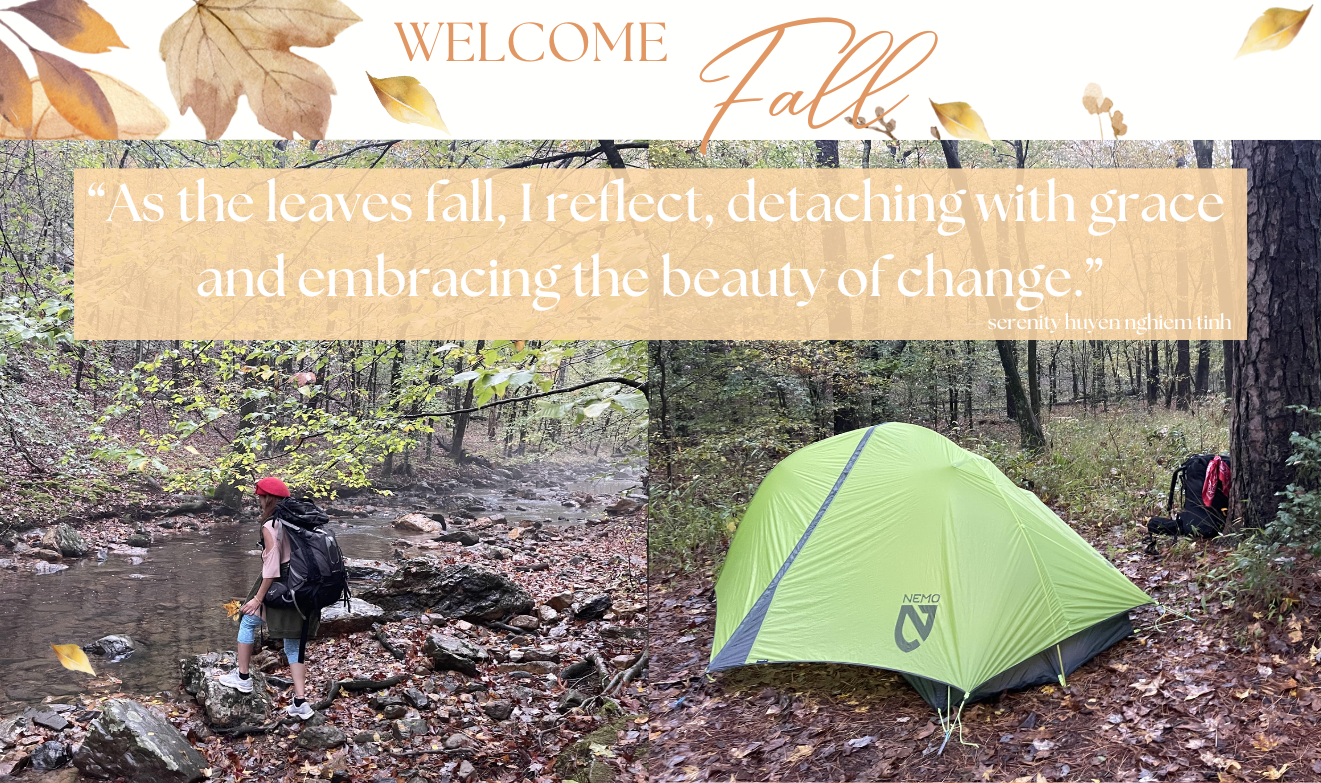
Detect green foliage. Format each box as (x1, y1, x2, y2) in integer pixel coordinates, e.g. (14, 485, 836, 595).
(1260, 406, 1321, 557)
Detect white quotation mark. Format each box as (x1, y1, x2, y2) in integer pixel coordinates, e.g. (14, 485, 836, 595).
(1084, 257, 1104, 272)
(87, 182, 106, 196)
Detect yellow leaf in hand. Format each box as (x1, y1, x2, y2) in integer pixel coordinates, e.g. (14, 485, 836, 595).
(52, 643, 96, 675)
(223, 600, 243, 622)
(1236, 6, 1312, 57)
(0, 70, 168, 139)
(930, 100, 991, 144)
(11, 0, 127, 54)
(367, 73, 448, 133)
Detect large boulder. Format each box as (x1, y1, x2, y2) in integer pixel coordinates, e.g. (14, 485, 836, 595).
(73, 699, 206, 782)
(42, 524, 90, 558)
(360, 560, 533, 621)
(318, 598, 385, 636)
(422, 634, 489, 676)
(392, 513, 442, 535)
(180, 652, 272, 730)
(605, 498, 641, 516)
(343, 558, 398, 580)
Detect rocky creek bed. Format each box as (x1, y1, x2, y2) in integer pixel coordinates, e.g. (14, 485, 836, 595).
(0, 458, 648, 783)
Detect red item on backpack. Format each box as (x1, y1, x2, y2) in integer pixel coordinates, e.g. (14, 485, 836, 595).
(1202, 456, 1230, 508)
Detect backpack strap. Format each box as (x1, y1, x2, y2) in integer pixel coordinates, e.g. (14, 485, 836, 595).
(1166, 464, 1185, 515)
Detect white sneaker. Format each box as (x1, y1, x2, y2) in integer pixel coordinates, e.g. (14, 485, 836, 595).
(217, 669, 253, 693)
(285, 701, 314, 720)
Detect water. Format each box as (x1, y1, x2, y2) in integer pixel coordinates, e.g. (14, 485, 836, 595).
(0, 516, 405, 703)
(0, 478, 639, 704)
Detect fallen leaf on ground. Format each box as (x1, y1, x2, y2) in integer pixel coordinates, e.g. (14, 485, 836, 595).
(915, 720, 937, 739)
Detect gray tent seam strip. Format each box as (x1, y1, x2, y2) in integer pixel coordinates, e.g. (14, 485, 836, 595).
(708, 424, 880, 671)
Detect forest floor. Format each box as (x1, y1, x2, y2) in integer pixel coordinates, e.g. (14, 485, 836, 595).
(0, 455, 649, 783)
(648, 446, 1321, 782)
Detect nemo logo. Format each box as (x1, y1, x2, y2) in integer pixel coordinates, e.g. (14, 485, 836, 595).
(894, 603, 938, 652)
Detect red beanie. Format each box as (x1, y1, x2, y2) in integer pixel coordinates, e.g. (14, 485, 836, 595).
(254, 477, 291, 497)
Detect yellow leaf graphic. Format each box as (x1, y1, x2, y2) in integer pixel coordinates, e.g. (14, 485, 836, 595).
(367, 73, 448, 133)
(222, 599, 243, 621)
(160, 0, 361, 139)
(0, 70, 168, 139)
(929, 100, 991, 144)
(1236, 6, 1312, 57)
(52, 643, 96, 675)
(11, 0, 127, 54)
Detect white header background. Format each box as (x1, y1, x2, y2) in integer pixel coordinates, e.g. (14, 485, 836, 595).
(17, 1, 1319, 140)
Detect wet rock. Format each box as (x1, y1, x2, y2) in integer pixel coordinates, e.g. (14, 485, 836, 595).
(83, 634, 135, 661)
(423, 634, 489, 676)
(0, 715, 29, 747)
(353, 729, 382, 745)
(443, 733, 472, 750)
(361, 560, 533, 621)
(497, 660, 559, 676)
(31, 740, 72, 770)
(42, 525, 90, 558)
(547, 592, 573, 611)
(483, 699, 514, 720)
(295, 725, 346, 750)
(343, 559, 398, 580)
(73, 698, 207, 782)
(427, 512, 447, 524)
(508, 615, 540, 631)
(403, 688, 429, 709)
(383, 704, 407, 720)
(537, 605, 560, 623)
(575, 594, 612, 621)
(0, 558, 16, 570)
(124, 533, 152, 548)
(180, 652, 272, 730)
(33, 548, 63, 563)
(32, 562, 69, 574)
(605, 497, 641, 515)
(318, 598, 385, 636)
(438, 530, 481, 546)
(392, 715, 427, 740)
(557, 689, 588, 711)
(393, 513, 442, 535)
(25, 708, 69, 731)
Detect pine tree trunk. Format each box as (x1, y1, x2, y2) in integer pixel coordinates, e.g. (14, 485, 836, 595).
(1228, 141, 1321, 530)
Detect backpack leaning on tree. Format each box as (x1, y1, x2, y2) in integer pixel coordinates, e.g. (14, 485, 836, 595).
(1145, 454, 1231, 555)
(262, 497, 352, 661)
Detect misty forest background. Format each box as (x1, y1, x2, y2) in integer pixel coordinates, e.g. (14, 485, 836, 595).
(0, 140, 649, 527)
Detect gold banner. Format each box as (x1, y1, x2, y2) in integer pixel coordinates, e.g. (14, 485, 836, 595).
(74, 168, 1246, 339)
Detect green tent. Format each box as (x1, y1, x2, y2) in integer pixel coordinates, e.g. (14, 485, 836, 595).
(710, 423, 1151, 710)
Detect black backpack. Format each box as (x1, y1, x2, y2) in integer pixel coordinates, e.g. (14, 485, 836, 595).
(261, 498, 351, 659)
(1145, 454, 1230, 554)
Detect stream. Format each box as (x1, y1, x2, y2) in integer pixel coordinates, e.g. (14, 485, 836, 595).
(0, 477, 639, 704)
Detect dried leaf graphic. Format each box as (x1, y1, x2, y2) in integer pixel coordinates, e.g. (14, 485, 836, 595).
(52, 643, 96, 675)
(222, 599, 243, 621)
(367, 73, 448, 133)
(930, 99, 991, 143)
(1236, 6, 1312, 57)
(11, 0, 126, 54)
(160, 0, 361, 139)
(0, 40, 33, 134)
(1082, 83, 1104, 114)
(0, 70, 164, 139)
(1111, 109, 1128, 137)
(31, 48, 114, 138)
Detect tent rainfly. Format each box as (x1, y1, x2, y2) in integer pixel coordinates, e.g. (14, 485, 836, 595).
(710, 424, 1152, 711)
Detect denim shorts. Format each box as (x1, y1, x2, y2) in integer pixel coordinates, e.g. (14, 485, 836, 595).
(237, 613, 303, 663)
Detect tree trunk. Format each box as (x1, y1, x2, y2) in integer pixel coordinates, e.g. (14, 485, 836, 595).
(1228, 140, 1321, 530)
(1194, 341, 1211, 397)
(996, 340, 1046, 450)
(1027, 340, 1042, 422)
(1174, 340, 1192, 410)
(451, 340, 485, 461)
(1146, 341, 1159, 408)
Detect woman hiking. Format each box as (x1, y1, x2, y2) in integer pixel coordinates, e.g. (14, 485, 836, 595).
(218, 477, 324, 720)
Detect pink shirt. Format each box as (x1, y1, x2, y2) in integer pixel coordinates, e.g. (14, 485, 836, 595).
(261, 519, 292, 579)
